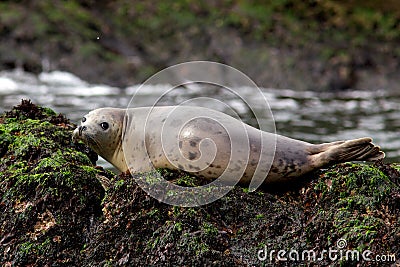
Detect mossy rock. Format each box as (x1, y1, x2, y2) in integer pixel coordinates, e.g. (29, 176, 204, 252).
(0, 100, 109, 266)
(83, 164, 399, 266)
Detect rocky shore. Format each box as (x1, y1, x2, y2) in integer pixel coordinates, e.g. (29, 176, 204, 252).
(0, 100, 399, 266)
(1, 1, 400, 90)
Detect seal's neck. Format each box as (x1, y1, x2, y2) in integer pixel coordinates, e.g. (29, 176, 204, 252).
(109, 142, 128, 172)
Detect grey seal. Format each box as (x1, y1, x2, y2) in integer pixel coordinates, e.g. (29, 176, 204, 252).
(72, 106, 385, 185)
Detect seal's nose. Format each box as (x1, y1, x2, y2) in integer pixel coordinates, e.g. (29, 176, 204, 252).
(78, 125, 87, 136)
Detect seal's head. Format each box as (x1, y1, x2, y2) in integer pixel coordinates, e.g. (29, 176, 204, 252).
(73, 108, 127, 171)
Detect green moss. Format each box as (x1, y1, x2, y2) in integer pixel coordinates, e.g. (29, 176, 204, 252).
(146, 208, 159, 218)
(80, 161, 400, 266)
(179, 236, 210, 256)
(202, 222, 218, 237)
(304, 162, 399, 258)
(0, 101, 106, 266)
(255, 213, 264, 219)
(175, 173, 198, 187)
(333, 208, 381, 248)
(113, 179, 125, 189)
(393, 164, 400, 172)
(315, 163, 394, 211)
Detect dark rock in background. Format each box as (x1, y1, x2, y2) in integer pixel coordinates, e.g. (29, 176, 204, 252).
(1, 1, 400, 90)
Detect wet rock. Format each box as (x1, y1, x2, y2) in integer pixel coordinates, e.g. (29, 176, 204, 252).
(0, 100, 106, 266)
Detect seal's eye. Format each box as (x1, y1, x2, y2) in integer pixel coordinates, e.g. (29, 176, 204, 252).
(100, 122, 109, 130)
(82, 117, 86, 123)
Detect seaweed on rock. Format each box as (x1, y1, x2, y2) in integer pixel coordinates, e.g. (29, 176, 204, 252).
(0, 100, 107, 266)
(82, 164, 400, 266)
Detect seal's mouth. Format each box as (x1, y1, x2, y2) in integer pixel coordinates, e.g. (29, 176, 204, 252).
(84, 134, 100, 150)
(72, 126, 90, 142)
(72, 129, 101, 153)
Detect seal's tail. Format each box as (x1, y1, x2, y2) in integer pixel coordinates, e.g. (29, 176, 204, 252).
(311, 137, 385, 166)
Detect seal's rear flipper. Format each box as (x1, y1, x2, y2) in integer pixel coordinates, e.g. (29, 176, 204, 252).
(311, 137, 385, 166)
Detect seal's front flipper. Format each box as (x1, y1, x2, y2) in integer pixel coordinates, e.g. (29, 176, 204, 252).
(310, 137, 385, 167)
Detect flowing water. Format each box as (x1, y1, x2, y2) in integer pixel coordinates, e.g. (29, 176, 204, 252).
(0, 69, 399, 167)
